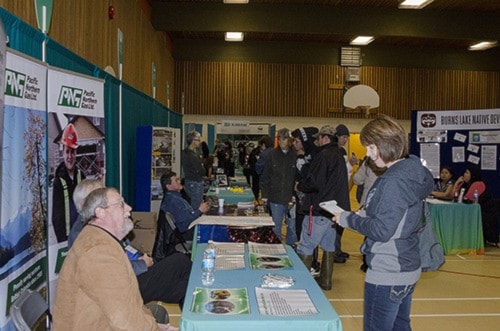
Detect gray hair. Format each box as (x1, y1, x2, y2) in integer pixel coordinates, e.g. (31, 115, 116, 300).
(81, 187, 116, 224)
(73, 179, 104, 213)
(186, 130, 201, 145)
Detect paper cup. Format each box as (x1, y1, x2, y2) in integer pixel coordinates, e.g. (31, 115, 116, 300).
(218, 198, 224, 207)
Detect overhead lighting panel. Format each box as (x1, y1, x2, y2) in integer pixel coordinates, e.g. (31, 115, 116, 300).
(350, 36, 374, 46)
(399, 0, 434, 9)
(468, 41, 498, 51)
(223, 0, 249, 3)
(225, 32, 244, 42)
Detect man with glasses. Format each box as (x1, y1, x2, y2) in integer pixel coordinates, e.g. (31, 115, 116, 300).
(53, 187, 178, 330)
(181, 130, 205, 209)
(67, 180, 191, 309)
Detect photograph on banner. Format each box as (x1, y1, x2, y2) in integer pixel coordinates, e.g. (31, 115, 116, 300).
(0, 50, 48, 329)
(46, 67, 104, 307)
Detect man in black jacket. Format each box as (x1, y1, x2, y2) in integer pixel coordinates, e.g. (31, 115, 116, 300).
(296, 125, 351, 290)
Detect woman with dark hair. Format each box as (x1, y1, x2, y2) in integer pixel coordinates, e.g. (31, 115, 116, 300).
(453, 166, 491, 202)
(431, 166, 455, 200)
(454, 166, 497, 246)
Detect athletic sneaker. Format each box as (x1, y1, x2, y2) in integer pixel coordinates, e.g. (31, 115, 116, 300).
(310, 266, 320, 277)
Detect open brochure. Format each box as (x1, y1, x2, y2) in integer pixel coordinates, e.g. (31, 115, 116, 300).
(249, 252, 292, 270)
(319, 200, 345, 215)
(212, 242, 246, 270)
(191, 287, 250, 315)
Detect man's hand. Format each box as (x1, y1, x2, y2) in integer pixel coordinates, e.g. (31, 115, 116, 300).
(349, 154, 359, 166)
(158, 323, 179, 331)
(199, 201, 211, 213)
(139, 254, 154, 268)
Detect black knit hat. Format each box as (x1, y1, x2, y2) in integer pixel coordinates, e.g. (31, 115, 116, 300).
(291, 127, 319, 144)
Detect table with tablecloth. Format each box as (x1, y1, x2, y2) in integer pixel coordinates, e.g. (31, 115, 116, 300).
(427, 198, 484, 255)
(181, 243, 342, 331)
(189, 205, 276, 257)
(205, 186, 255, 205)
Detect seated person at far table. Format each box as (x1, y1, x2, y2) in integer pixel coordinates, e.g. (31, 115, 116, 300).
(53, 187, 178, 331)
(68, 179, 191, 309)
(155, 170, 210, 243)
(431, 166, 455, 200)
(453, 165, 497, 246)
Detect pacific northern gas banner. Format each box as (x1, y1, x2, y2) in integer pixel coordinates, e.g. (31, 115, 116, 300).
(0, 49, 48, 331)
(46, 67, 105, 307)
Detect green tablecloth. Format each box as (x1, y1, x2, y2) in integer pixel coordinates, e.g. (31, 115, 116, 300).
(427, 199, 484, 255)
(206, 187, 255, 205)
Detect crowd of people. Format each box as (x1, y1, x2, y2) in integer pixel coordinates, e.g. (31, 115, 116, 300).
(52, 115, 498, 331)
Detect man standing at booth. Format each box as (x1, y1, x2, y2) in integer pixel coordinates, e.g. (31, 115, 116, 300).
(260, 128, 297, 246)
(181, 130, 205, 209)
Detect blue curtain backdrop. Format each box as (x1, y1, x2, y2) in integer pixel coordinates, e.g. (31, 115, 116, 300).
(0, 8, 182, 206)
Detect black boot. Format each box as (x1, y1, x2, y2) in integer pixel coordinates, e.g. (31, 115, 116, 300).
(316, 251, 334, 290)
(297, 254, 313, 270)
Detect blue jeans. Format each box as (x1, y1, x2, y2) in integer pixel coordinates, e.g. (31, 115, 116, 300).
(364, 282, 415, 331)
(184, 180, 204, 210)
(296, 215, 336, 255)
(269, 202, 297, 246)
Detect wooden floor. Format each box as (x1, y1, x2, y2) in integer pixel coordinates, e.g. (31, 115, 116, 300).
(163, 229, 500, 331)
(163, 190, 500, 330)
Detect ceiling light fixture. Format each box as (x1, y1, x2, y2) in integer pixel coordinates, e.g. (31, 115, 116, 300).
(350, 36, 374, 46)
(468, 41, 498, 51)
(398, 0, 434, 9)
(223, 0, 249, 3)
(225, 32, 244, 42)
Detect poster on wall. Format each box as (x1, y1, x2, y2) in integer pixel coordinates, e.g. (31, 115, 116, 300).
(0, 50, 48, 330)
(412, 108, 500, 198)
(46, 67, 105, 307)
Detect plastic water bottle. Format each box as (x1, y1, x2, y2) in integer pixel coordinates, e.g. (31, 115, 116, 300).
(201, 242, 216, 286)
(457, 188, 465, 203)
(473, 190, 479, 204)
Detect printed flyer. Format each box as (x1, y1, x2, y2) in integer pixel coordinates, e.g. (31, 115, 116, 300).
(249, 253, 293, 270)
(191, 287, 250, 315)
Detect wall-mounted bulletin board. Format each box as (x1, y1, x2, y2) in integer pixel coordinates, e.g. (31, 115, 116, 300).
(410, 109, 500, 198)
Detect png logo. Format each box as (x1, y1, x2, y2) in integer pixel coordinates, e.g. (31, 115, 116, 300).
(4, 69, 26, 98)
(58, 86, 83, 108)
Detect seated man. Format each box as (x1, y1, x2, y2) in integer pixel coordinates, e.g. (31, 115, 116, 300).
(153, 171, 210, 262)
(68, 179, 191, 308)
(53, 187, 177, 331)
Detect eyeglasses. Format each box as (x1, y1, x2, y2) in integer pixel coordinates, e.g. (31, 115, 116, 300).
(193, 139, 201, 141)
(104, 199, 125, 209)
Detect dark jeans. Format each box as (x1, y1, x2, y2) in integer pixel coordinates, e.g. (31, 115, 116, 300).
(364, 282, 415, 331)
(137, 252, 192, 307)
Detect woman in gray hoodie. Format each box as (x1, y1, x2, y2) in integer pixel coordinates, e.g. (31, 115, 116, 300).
(333, 115, 434, 331)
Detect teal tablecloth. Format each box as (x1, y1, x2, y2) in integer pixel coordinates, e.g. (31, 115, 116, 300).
(427, 199, 484, 255)
(181, 244, 342, 331)
(206, 187, 255, 204)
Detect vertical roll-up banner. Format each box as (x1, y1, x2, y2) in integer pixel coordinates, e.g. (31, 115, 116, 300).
(0, 17, 6, 218)
(46, 67, 105, 307)
(1, 49, 48, 330)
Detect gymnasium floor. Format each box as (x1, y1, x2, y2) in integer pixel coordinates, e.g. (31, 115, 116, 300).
(163, 189, 500, 330)
(163, 228, 500, 331)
